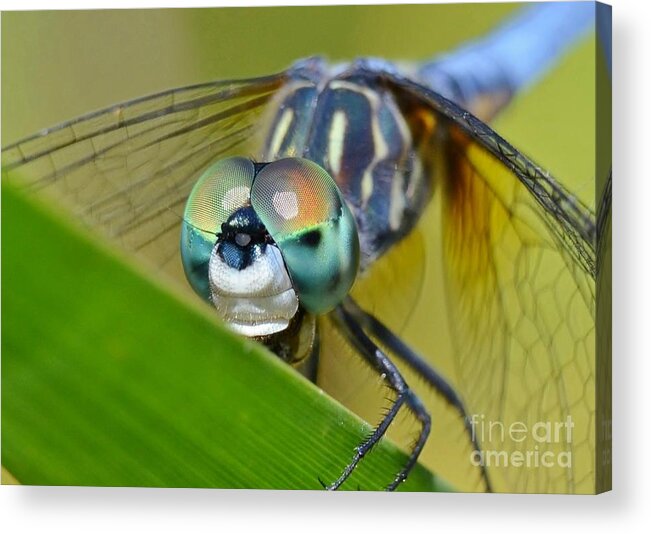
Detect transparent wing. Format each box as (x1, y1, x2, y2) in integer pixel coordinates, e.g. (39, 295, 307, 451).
(2, 73, 288, 285)
(385, 73, 597, 493)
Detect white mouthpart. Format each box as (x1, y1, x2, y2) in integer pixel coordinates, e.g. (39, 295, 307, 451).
(208, 244, 299, 337)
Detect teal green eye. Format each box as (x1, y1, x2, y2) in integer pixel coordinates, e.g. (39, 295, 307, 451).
(180, 157, 255, 300)
(251, 158, 360, 314)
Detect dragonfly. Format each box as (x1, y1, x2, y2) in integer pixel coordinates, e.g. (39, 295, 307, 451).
(2, 2, 609, 493)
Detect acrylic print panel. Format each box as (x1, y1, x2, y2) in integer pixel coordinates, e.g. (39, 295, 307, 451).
(1, 1, 612, 494)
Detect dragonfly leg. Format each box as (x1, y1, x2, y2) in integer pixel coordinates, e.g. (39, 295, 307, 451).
(328, 303, 431, 491)
(343, 296, 493, 492)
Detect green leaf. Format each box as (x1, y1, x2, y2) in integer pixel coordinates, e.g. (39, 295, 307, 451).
(1, 180, 449, 492)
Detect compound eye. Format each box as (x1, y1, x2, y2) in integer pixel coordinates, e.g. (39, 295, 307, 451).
(251, 158, 360, 314)
(183, 157, 256, 234)
(181, 157, 256, 300)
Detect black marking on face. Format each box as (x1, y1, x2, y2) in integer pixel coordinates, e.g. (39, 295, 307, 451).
(217, 205, 270, 271)
(300, 229, 322, 248)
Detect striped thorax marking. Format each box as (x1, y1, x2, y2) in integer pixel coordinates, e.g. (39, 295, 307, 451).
(269, 108, 295, 159)
(263, 80, 318, 160)
(328, 110, 347, 176)
(329, 80, 390, 209)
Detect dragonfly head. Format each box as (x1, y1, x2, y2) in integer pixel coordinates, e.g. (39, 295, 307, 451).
(180, 157, 360, 337)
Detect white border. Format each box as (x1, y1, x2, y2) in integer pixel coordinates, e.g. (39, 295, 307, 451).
(2, 0, 649, 532)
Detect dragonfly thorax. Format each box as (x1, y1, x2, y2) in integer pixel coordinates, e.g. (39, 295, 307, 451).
(260, 62, 436, 268)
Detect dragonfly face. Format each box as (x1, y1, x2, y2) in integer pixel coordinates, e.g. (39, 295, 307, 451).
(180, 154, 359, 337)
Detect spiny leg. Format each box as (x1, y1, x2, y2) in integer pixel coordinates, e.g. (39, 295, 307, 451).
(328, 303, 431, 491)
(326, 391, 405, 490)
(343, 296, 493, 492)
